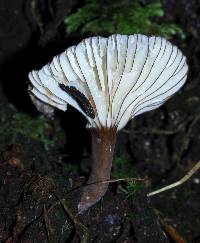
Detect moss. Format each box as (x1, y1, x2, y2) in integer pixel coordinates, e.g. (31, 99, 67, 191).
(62, 162, 79, 174)
(64, 0, 185, 39)
(112, 156, 135, 179)
(121, 181, 141, 200)
(0, 103, 65, 151)
(112, 157, 141, 199)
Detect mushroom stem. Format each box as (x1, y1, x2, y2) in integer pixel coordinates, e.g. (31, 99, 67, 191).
(78, 128, 116, 213)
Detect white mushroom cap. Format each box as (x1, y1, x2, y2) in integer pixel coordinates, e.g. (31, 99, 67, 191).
(28, 34, 188, 131)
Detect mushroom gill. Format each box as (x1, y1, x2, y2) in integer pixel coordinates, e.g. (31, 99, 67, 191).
(28, 34, 188, 213)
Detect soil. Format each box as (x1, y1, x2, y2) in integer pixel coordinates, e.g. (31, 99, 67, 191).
(0, 0, 200, 242)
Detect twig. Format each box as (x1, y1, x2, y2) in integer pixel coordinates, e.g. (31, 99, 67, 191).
(153, 208, 186, 243)
(163, 223, 186, 243)
(60, 199, 89, 243)
(123, 117, 191, 136)
(101, 177, 147, 184)
(147, 160, 200, 197)
(60, 177, 147, 197)
(44, 205, 54, 242)
(31, 0, 44, 33)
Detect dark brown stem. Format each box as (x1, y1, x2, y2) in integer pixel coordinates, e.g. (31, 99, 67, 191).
(78, 128, 116, 213)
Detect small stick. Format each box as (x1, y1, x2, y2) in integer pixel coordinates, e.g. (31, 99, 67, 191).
(44, 205, 54, 242)
(80, 177, 146, 188)
(147, 160, 200, 197)
(101, 177, 147, 184)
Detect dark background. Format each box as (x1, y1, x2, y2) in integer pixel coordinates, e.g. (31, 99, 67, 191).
(0, 0, 200, 242)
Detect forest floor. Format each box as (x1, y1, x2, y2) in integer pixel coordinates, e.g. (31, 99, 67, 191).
(0, 0, 200, 242)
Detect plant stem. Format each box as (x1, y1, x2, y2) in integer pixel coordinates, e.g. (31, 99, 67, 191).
(78, 127, 116, 213)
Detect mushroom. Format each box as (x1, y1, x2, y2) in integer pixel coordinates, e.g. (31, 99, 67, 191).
(28, 34, 188, 213)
